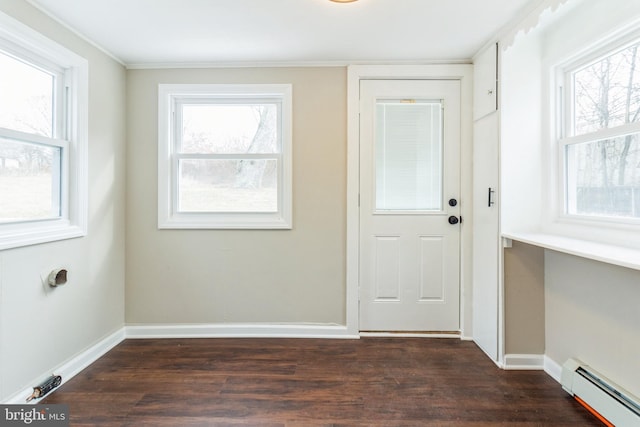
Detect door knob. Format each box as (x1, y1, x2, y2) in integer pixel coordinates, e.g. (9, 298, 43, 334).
(448, 216, 460, 225)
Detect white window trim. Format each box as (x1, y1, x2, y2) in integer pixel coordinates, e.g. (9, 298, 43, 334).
(157, 83, 292, 229)
(552, 27, 640, 229)
(0, 11, 88, 251)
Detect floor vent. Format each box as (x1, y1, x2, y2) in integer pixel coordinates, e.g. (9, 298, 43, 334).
(561, 358, 640, 426)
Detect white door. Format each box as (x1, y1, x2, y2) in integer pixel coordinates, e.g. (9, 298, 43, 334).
(359, 79, 461, 332)
(472, 111, 500, 359)
(472, 42, 500, 361)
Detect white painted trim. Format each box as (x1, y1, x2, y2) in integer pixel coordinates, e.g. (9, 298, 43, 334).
(23, 0, 125, 65)
(157, 83, 293, 230)
(502, 232, 640, 271)
(360, 332, 461, 339)
(3, 328, 125, 404)
(126, 59, 473, 70)
(544, 355, 563, 383)
(125, 323, 359, 339)
(346, 64, 474, 337)
(499, 0, 572, 52)
(503, 354, 545, 370)
(0, 9, 89, 251)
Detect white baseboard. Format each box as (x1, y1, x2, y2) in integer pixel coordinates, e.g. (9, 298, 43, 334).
(544, 355, 563, 383)
(503, 354, 545, 370)
(359, 332, 461, 338)
(125, 323, 359, 339)
(3, 327, 126, 404)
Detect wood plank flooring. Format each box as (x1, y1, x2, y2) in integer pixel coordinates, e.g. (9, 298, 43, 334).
(41, 338, 602, 426)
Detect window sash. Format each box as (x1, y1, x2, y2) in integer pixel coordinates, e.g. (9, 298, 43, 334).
(172, 153, 283, 214)
(0, 47, 70, 226)
(173, 97, 283, 155)
(560, 118, 640, 223)
(561, 31, 640, 139)
(559, 121, 640, 147)
(0, 45, 67, 140)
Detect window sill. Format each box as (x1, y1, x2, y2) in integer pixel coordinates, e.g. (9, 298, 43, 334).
(158, 212, 292, 230)
(502, 231, 640, 271)
(0, 221, 86, 251)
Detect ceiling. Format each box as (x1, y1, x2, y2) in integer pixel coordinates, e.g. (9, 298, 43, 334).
(26, 0, 535, 67)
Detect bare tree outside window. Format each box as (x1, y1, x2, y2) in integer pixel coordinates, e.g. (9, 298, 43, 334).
(568, 41, 640, 218)
(178, 103, 279, 212)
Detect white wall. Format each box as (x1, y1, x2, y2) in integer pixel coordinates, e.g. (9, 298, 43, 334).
(500, 0, 640, 398)
(539, 0, 640, 399)
(540, 0, 640, 246)
(500, 18, 543, 235)
(0, 0, 126, 402)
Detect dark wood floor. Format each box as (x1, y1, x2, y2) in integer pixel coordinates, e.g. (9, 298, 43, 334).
(42, 338, 601, 426)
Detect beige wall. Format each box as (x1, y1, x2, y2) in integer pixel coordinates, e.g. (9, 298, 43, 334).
(504, 242, 544, 355)
(0, 1, 126, 401)
(126, 67, 347, 325)
(545, 251, 640, 398)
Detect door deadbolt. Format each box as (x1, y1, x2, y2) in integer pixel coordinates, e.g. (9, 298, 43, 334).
(448, 198, 458, 207)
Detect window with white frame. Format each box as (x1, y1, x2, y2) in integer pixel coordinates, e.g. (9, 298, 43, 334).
(0, 11, 88, 250)
(559, 33, 640, 222)
(158, 84, 292, 229)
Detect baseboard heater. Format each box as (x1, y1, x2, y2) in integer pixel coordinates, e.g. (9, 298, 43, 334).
(561, 358, 640, 426)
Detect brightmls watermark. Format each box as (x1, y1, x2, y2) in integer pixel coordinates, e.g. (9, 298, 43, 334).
(0, 405, 68, 426)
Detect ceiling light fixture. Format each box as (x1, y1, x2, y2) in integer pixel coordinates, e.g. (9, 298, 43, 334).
(329, 0, 358, 3)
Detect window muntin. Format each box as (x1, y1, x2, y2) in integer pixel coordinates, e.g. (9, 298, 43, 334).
(561, 37, 640, 222)
(158, 84, 292, 229)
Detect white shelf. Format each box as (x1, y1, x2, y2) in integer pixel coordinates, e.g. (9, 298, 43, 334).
(502, 232, 640, 271)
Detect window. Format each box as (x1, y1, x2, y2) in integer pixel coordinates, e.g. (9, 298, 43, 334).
(0, 11, 88, 250)
(375, 99, 443, 211)
(158, 84, 292, 229)
(560, 34, 640, 221)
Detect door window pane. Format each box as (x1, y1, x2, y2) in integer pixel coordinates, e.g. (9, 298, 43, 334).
(178, 159, 278, 212)
(375, 100, 443, 211)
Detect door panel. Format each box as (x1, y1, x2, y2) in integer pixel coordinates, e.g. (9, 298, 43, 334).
(374, 236, 401, 300)
(359, 79, 461, 332)
(418, 236, 444, 301)
(474, 43, 498, 120)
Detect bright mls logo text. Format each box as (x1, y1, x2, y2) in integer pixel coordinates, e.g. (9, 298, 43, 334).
(1, 405, 68, 426)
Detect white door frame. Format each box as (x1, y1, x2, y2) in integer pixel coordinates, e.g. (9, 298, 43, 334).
(345, 64, 474, 338)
